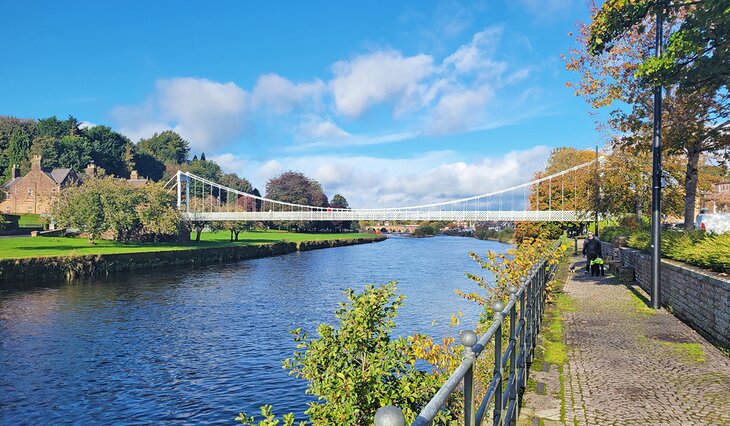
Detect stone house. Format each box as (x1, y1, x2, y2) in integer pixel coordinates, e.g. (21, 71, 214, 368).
(1, 155, 148, 215)
(0, 155, 81, 215)
(702, 181, 730, 213)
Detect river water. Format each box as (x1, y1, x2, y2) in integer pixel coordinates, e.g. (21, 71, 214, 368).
(0, 235, 510, 424)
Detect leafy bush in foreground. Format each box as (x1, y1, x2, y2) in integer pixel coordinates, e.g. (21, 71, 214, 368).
(238, 282, 460, 425)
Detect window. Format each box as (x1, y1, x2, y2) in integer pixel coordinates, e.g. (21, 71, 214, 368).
(27, 188, 33, 197)
(4, 191, 9, 200)
(27, 206, 32, 213)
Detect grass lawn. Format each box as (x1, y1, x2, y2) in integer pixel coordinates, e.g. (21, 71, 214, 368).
(17, 214, 44, 228)
(0, 230, 378, 259)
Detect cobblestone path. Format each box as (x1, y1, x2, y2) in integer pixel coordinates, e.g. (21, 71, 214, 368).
(561, 256, 730, 425)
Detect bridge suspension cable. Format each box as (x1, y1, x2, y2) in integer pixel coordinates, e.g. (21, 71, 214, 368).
(166, 157, 603, 222)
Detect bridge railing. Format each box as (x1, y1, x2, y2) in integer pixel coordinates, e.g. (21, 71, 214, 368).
(374, 243, 561, 426)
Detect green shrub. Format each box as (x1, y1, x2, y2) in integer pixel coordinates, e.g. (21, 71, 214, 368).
(602, 224, 729, 273)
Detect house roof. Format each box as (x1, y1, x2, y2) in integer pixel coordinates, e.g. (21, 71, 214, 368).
(2, 177, 22, 190)
(49, 168, 73, 185)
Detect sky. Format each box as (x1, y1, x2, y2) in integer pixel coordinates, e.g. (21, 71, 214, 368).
(0, 0, 601, 208)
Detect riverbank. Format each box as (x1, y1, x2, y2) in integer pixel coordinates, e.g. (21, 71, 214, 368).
(0, 232, 385, 286)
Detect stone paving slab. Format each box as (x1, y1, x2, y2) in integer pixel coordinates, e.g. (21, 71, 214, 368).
(563, 255, 730, 426)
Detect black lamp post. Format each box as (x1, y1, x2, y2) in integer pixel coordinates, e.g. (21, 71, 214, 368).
(650, 11, 663, 309)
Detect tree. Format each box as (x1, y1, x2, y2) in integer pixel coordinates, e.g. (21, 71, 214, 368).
(52, 178, 106, 244)
(266, 171, 328, 207)
(97, 178, 143, 243)
(83, 125, 133, 177)
(57, 136, 94, 171)
(6, 127, 32, 177)
(200, 152, 206, 161)
(186, 159, 223, 182)
(137, 184, 181, 242)
(136, 131, 190, 165)
(566, 3, 730, 228)
(330, 194, 349, 209)
(36, 115, 80, 139)
(132, 151, 165, 181)
(266, 171, 328, 231)
(588, 0, 729, 90)
(0, 117, 36, 178)
(329, 193, 352, 231)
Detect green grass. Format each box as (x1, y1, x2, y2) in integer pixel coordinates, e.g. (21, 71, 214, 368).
(0, 230, 379, 259)
(656, 341, 706, 364)
(629, 291, 656, 316)
(16, 214, 44, 228)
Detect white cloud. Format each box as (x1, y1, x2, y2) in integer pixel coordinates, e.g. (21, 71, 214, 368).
(297, 116, 351, 141)
(112, 77, 248, 150)
(427, 85, 494, 135)
(251, 74, 325, 114)
(79, 121, 97, 129)
(442, 25, 504, 74)
(331, 50, 435, 118)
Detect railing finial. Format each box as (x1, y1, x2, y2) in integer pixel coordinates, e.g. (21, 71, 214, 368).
(492, 300, 505, 313)
(374, 406, 405, 426)
(460, 330, 478, 348)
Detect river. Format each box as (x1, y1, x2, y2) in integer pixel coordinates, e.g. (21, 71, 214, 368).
(0, 235, 510, 424)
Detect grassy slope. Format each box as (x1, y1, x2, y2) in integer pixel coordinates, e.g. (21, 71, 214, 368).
(0, 230, 377, 259)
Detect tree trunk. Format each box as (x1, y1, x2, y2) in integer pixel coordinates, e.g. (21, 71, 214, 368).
(635, 198, 642, 224)
(234, 230, 240, 241)
(230, 230, 234, 242)
(195, 228, 202, 242)
(684, 149, 701, 230)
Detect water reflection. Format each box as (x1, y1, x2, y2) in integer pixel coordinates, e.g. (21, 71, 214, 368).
(0, 236, 509, 424)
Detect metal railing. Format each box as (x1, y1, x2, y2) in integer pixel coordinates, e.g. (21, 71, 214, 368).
(374, 246, 559, 426)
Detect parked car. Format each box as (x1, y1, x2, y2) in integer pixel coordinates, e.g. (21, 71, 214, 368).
(696, 211, 730, 234)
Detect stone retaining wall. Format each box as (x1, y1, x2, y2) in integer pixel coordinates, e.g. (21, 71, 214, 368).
(0, 236, 384, 287)
(601, 241, 730, 349)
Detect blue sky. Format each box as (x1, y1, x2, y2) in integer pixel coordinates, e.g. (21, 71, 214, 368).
(0, 0, 600, 208)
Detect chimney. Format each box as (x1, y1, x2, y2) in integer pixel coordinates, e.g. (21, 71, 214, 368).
(130, 170, 139, 180)
(86, 160, 96, 177)
(11, 164, 20, 178)
(31, 155, 42, 172)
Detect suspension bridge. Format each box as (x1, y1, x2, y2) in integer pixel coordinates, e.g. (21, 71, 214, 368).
(168, 158, 601, 223)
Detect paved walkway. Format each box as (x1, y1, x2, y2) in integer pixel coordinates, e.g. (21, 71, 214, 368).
(524, 255, 730, 425)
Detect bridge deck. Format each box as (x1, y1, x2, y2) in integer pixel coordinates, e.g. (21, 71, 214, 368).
(181, 210, 587, 222)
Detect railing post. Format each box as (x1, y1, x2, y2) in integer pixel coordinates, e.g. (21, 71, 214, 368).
(374, 406, 405, 426)
(518, 275, 527, 393)
(529, 266, 538, 364)
(461, 330, 478, 426)
(492, 300, 505, 425)
(507, 285, 519, 422)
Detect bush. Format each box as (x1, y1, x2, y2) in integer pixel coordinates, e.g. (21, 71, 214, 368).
(240, 282, 460, 424)
(604, 224, 730, 273)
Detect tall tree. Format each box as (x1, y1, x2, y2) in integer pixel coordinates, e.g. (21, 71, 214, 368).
(83, 125, 133, 177)
(266, 171, 328, 231)
(36, 116, 80, 139)
(566, 3, 730, 228)
(136, 130, 190, 165)
(0, 117, 36, 178)
(266, 171, 328, 207)
(6, 127, 32, 176)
